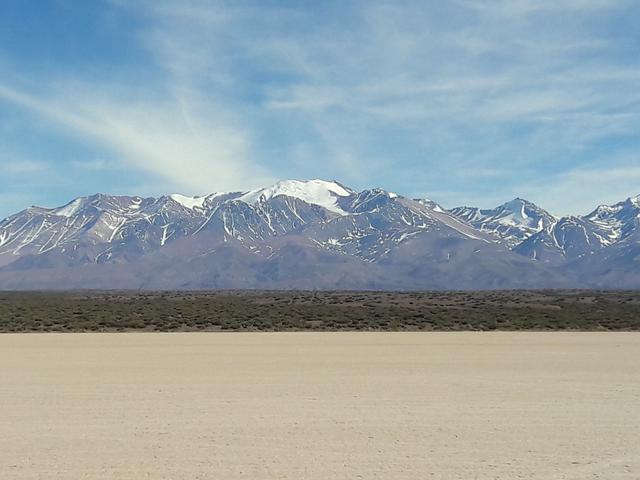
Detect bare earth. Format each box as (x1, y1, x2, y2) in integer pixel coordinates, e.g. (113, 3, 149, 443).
(1, 333, 639, 479)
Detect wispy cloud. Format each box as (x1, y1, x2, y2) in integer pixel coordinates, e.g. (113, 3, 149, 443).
(0, 0, 638, 216)
(0, 80, 274, 195)
(69, 158, 119, 171)
(3, 160, 48, 175)
(517, 162, 640, 215)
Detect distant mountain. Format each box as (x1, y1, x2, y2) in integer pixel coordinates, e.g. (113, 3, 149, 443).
(585, 195, 640, 243)
(0, 180, 638, 290)
(449, 198, 556, 247)
(515, 195, 640, 264)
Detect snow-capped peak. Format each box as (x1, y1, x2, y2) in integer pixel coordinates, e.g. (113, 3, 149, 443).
(497, 198, 534, 226)
(587, 194, 640, 221)
(238, 179, 354, 215)
(52, 198, 86, 217)
(449, 197, 556, 247)
(169, 194, 207, 210)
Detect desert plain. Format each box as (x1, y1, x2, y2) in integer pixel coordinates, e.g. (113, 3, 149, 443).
(1, 332, 639, 479)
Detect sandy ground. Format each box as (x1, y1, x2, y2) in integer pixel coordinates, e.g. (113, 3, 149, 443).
(1, 333, 639, 479)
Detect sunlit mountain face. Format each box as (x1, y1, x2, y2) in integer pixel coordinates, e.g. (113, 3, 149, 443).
(1, 180, 639, 290)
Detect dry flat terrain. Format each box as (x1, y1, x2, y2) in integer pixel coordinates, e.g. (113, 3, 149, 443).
(1, 333, 639, 479)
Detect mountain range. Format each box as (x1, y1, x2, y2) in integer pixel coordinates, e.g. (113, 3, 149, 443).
(1, 179, 638, 290)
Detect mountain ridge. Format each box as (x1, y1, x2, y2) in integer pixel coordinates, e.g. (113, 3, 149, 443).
(1, 180, 638, 290)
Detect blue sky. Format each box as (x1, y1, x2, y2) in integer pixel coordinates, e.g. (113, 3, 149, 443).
(0, 0, 639, 219)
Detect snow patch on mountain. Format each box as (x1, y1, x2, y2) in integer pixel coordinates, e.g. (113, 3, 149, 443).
(3, 181, 640, 289)
(584, 194, 640, 244)
(415, 198, 445, 213)
(52, 198, 85, 217)
(450, 198, 556, 247)
(514, 194, 640, 263)
(169, 194, 207, 210)
(239, 179, 353, 215)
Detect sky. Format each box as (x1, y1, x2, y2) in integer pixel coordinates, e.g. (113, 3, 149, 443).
(0, 0, 639, 219)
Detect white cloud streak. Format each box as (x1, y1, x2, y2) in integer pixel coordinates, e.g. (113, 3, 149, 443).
(0, 68, 275, 197)
(0, 0, 638, 212)
(3, 160, 49, 175)
(515, 163, 640, 216)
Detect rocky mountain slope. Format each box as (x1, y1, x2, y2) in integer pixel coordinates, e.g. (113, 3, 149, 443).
(0, 180, 638, 290)
(514, 195, 640, 263)
(449, 198, 556, 247)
